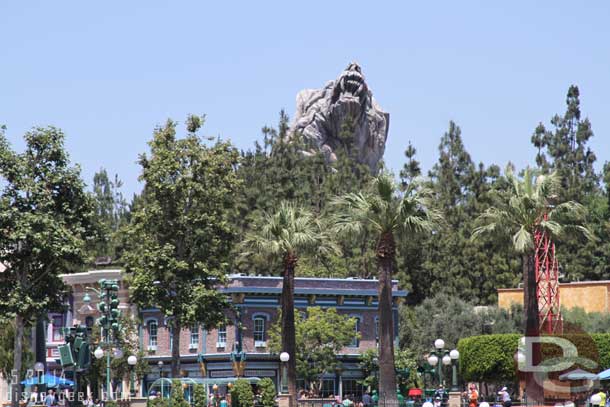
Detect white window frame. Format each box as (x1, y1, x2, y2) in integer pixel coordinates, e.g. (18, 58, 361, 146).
(190, 325, 199, 349)
(147, 319, 158, 351)
(217, 325, 226, 348)
(349, 315, 362, 348)
(253, 317, 266, 347)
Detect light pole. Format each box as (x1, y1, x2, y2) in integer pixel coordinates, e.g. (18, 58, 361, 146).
(279, 352, 290, 395)
(158, 361, 165, 399)
(449, 350, 459, 392)
(84, 279, 121, 401)
(128, 355, 137, 397)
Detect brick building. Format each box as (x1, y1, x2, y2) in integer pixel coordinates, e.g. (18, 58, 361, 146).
(45, 270, 406, 399)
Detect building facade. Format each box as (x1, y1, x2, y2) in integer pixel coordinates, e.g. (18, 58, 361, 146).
(498, 280, 610, 313)
(47, 270, 406, 400)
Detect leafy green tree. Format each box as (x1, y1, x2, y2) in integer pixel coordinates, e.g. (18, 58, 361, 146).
(193, 384, 207, 407)
(399, 294, 523, 357)
(231, 379, 254, 407)
(241, 203, 339, 400)
(399, 142, 421, 189)
(90, 168, 130, 262)
(359, 348, 421, 393)
(531, 85, 598, 201)
(124, 117, 238, 377)
(269, 307, 356, 392)
(257, 378, 276, 407)
(170, 379, 190, 407)
(0, 321, 33, 386)
(472, 166, 593, 403)
(0, 126, 96, 406)
(332, 174, 441, 407)
(85, 314, 148, 399)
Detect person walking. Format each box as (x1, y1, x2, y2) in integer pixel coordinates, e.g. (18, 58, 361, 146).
(498, 387, 511, 407)
(44, 389, 55, 407)
(468, 384, 478, 407)
(362, 392, 372, 407)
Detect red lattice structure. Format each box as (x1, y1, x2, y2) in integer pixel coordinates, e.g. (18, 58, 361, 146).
(535, 215, 563, 334)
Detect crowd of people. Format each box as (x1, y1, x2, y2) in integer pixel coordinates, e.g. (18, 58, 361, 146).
(297, 389, 375, 407)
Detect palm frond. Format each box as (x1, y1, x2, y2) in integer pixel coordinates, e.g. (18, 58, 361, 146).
(512, 226, 533, 253)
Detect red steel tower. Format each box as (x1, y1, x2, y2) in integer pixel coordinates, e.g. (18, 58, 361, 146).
(534, 216, 563, 334)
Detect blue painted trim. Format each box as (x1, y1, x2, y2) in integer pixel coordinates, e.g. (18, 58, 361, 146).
(228, 274, 400, 284)
(251, 312, 271, 321)
(221, 287, 408, 297)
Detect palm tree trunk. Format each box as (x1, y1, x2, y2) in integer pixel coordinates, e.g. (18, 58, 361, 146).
(522, 252, 543, 404)
(12, 315, 24, 407)
(377, 232, 398, 407)
(281, 253, 298, 405)
(171, 320, 181, 378)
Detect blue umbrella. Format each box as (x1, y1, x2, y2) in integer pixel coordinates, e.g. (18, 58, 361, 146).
(598, 368, 610, 380)
(21, 373, 74, 387)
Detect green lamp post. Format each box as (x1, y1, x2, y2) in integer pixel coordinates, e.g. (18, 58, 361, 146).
(85, 279, 122, 400)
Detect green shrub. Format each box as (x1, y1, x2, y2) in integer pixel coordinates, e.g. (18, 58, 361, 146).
(148, 398, 169, 407)
(257, 378, 276, 407)
(194, 384, 208, 407)
(171, 379, 190, 407)
(105, 402, 118, 407)
(457, 333, 610, 384)
(231, 379, 254, 407)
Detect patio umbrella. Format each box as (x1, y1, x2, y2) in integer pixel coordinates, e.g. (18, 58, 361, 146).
(21, 373, 75, 387)
(597, 368, 610, 380)
(558, 369, 598, 381)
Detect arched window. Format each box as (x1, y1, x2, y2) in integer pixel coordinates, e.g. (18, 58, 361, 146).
(147, 320, 158, 349)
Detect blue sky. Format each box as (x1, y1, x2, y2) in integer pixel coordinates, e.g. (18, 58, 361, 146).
(2, 1, 610, 196)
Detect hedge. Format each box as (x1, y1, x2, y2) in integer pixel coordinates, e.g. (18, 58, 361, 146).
(457, 333, 610, 383)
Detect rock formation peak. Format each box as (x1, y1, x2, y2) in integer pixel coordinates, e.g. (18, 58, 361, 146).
(290, 62, 389, 172)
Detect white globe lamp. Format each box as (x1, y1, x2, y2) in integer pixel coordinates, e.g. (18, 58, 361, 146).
(442, 355, 452, 366)
(450, 349, 459, 360)
(94, 347, 104, 359)
(434, 339, 445, 350)
(427, 354, 439, 366)
(280, 352, 290, 362)
(128, 355, 137, 366)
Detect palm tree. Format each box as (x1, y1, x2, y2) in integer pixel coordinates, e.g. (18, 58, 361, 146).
(472, 165, 593, 403)
(332, 174, 441, 407)
(241, 202, 339, 404)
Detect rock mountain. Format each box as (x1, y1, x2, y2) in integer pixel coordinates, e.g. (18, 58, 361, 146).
(290, 62, 389, 172)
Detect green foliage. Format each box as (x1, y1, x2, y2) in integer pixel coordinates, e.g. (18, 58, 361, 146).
(149, 397, 169, 407)
(124, 117, 238, 374)
(457, 334, 520, 383)
(0, 126, 96, 391)
(105, 401, 118, 407)
(562, 307, 610, 333)
(399, 294, 523, 356)
(257, 378, 276, 407)
(85, 314, 149, 385)
(88, 168, 130, 262)
(231, 379, 254, 407)
(193, 384, 208, 407)
(268, 307, 356, 390)
(0, 321, 33, 381)
(170, 380, 190, 407)
(359, 348, 422, 391)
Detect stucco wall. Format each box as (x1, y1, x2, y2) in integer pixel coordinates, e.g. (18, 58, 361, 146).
(498, 282, 610, 313)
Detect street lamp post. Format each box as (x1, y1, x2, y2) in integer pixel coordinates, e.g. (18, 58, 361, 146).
(128, 355, 137, 397)
(279, 352, 290, 395)
(158, 361, 164, 399)
(449, 350, 459, 392)
(84, 279, 122, 401)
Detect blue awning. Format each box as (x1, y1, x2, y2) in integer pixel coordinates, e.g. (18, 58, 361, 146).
(21, 373, 75, 387)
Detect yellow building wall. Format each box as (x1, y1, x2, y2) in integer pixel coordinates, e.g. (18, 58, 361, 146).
(498, 283, 609, 313)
